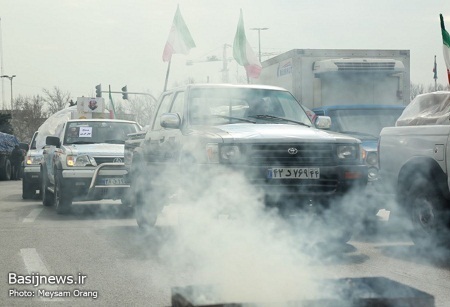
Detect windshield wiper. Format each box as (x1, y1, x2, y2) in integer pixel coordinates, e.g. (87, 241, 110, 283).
(211, 114, 256, 123)
(68, 141, 96, 145)
(248, 114, 310, 127)
(339, 131, 379, 139)
(104, 139, 126, 144)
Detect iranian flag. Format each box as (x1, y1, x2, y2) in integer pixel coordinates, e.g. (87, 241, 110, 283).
(440, 14, 450, 84)
(162, 5, 196, 62)
(233, 9, 262, 79)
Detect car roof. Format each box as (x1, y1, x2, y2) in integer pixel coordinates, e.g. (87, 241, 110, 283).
(165, 83, 288, 93)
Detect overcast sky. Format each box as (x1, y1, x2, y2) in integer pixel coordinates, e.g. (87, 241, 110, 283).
(0, 0, 450, 108)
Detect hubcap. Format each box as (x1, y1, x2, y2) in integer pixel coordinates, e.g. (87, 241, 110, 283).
(414, 197, 435, 231)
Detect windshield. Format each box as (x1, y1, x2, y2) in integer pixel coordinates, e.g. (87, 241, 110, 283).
(64, 121, 140, 145)
(188, 88, 312, 126)
(328, 108, 404, 139)
(30, 132, 38, 149)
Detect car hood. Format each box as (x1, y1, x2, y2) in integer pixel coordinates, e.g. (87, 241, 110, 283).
(360, 139, 378, 152)
(27, 149, 44, 157)
(63, 143, 125, 157)
(198, 124, 360, 143)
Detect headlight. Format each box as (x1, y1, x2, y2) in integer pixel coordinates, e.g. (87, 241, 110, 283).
(220, 145, 241, 163)
(206, 143, 219, 163)
(26, 155, 43, 165)
(366, 152, 378, 166)
(368, 167, 379, 180)
(67, 155, 97, 167)
(337, 145, 357, 160)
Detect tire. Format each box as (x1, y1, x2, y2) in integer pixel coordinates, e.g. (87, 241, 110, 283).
(404, 177, 450, 248)
(132, 162, 161, 229)
(41, 169, 54, 207)
(0, 158, 12, 181)
(22, 177, 35, 199)
(54, 172, 72, 214)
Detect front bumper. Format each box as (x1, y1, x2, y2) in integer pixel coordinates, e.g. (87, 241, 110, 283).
(23, 165, 41, 185)
(61, 163, 129, 200)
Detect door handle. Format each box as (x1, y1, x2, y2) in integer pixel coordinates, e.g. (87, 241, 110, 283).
(159, 137, 165, 143)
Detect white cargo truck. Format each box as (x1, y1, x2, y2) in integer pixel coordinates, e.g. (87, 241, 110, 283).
(256, 49, 410, 108)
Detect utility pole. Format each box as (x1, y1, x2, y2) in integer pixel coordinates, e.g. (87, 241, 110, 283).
(222, 44, 231, 83)
(0, 18, 5, 109)
(1, 74, 16, 110)
(250, 27, 268, 63)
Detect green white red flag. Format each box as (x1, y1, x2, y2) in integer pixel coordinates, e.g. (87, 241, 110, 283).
(233, 9, 262, 79)
(440, 14, 450, 84)
(162, 5, 196, 62)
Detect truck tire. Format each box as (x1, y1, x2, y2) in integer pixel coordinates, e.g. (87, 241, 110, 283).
(0, 158, 12, 181)
(132, 162, 161, 229)
(405, 177, 450, 248)
(41, 169, 54, 207)
(22, 177, 35, 199)
(54, 172, 72, 214)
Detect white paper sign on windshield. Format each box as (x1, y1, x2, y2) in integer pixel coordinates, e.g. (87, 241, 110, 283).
(79, 127, 93, 137)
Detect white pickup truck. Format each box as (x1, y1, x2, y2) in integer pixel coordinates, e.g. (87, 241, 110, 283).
(40, 119, 141, 213)
(378, 91, 450, 247)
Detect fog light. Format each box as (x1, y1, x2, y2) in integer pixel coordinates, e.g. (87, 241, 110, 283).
(368, 167, 378, 180)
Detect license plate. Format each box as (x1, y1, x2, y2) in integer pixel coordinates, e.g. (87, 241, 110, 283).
(267, 168, 320, 179)
(101, 178, 126, 185)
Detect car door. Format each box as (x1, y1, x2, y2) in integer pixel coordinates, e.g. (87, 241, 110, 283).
(159, 91, 185, 163)
(45, 122, 66, 185)
(143, 91, 175, 165)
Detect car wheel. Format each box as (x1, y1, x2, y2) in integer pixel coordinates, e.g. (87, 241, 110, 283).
(0, 158, 12, 181)
(405, 177, 450, 248)
(132, 163, 161, 229)
(54, 172, 72, 214)
(22, 177, 35, 199)
(41, 169, 54, 207)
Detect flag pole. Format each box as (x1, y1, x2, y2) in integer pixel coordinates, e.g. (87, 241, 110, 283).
(163, 60, 171, 92)
(108, 84, 116, 119)
(434, 55, 437, 91)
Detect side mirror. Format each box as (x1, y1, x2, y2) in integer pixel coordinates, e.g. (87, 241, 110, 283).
(160, 113, 181, 129)
(19, 142, 29, 151)
(46, 136, 61, 147)
(315, 116, 332, 129)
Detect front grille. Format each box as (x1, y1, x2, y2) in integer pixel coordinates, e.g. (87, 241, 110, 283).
(335, 61, 395, 71)
(245, 143, 334, 166)
(94, 157, 123, 164)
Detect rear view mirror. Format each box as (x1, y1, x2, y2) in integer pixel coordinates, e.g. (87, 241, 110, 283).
(315, 116, 331, 129)
(46, 136, 61, 147)
(161, 113, 181, 129)
(19, 142, 29, 152)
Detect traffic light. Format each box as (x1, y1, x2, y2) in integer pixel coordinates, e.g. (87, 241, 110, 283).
(122, 85, 128, 100)
(95, 84, 102, 97)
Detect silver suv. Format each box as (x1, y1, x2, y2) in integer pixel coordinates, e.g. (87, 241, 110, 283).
(22, 131, 44, 199)
(40, 119, 141, 213)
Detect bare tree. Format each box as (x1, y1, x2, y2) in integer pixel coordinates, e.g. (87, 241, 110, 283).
(10, 95, 48, 142)
(427, 83, 449, 93)
(126, 95, 158, 127)
(43, 86, 72, 115)
(410, 82, 425, 101)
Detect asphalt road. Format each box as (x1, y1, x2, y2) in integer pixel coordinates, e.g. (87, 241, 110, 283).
(1, 180, 449, 306)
